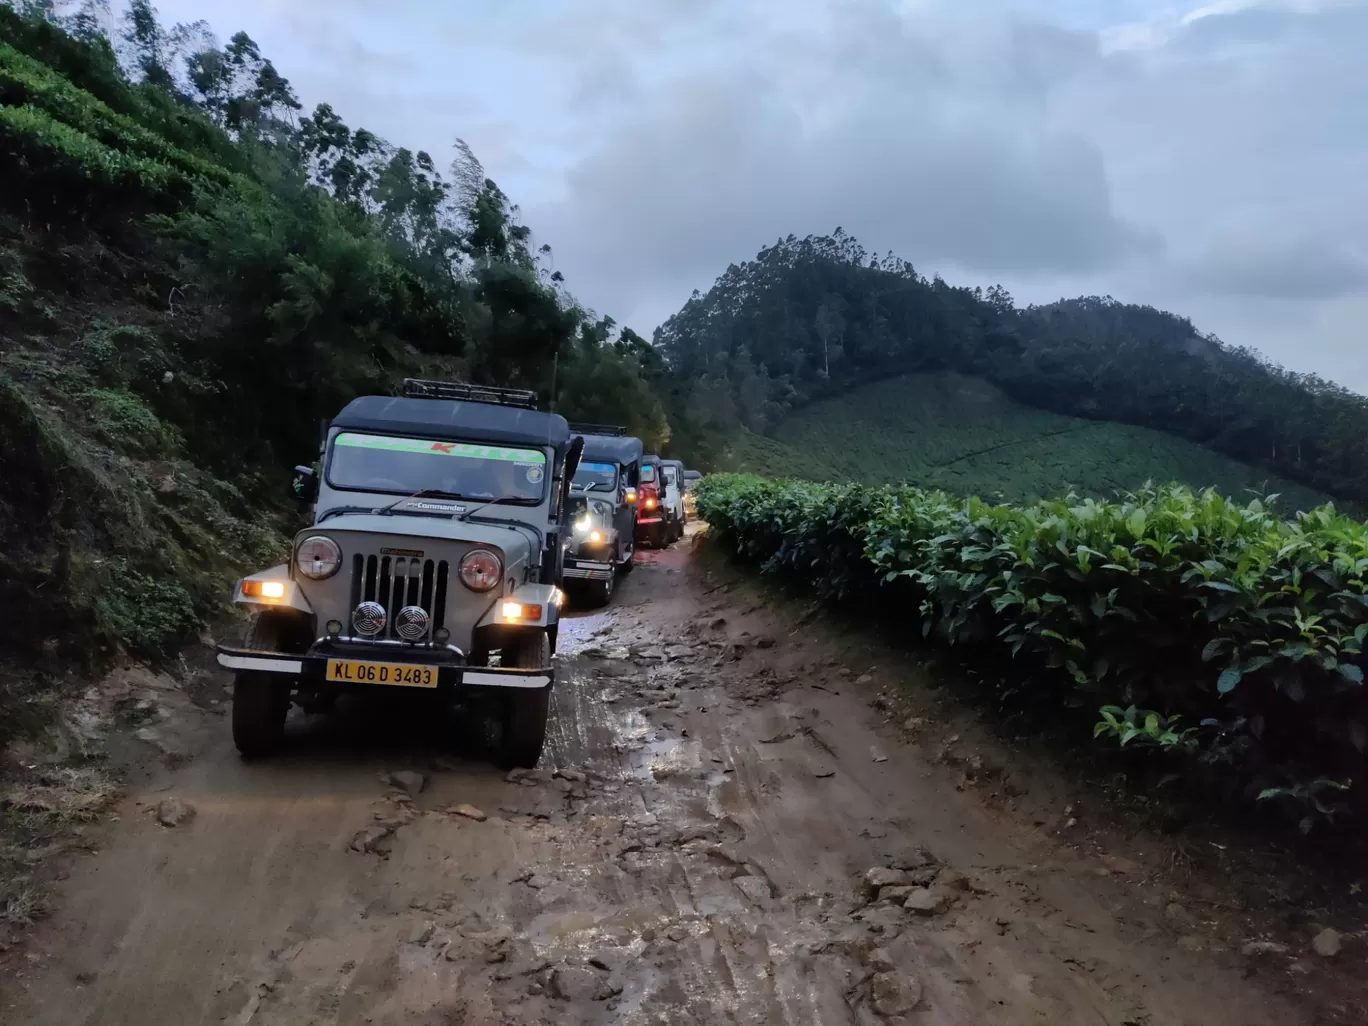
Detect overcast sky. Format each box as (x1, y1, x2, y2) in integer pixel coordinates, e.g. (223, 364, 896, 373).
(152, 0, 1368, 391)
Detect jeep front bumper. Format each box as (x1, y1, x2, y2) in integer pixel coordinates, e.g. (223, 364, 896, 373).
(216, 646, 553, 689)
(563, 556, 614, 581)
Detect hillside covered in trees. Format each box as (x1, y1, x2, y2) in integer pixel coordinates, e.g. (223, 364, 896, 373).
(658, 231, 1368, 505)
(0, 0, 670, 704)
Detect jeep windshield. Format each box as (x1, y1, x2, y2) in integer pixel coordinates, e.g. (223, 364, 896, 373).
(572, 461, 618, 493)
(327, 431, 548, 503)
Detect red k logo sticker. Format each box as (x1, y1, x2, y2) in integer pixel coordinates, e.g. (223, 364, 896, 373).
(430, 442, 455, 454)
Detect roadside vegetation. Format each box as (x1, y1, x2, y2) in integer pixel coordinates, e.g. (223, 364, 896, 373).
(695, 473, 1368, 836)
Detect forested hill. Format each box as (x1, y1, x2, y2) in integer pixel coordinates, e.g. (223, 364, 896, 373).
(0, 2, 667, 685)
(656, 231, 1368, 505)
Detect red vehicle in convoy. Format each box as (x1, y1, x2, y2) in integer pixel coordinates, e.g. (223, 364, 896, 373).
(634, 455, 666, 549)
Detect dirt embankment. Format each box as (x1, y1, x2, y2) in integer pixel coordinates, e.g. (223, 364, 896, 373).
(0, 531, 1361, 1025)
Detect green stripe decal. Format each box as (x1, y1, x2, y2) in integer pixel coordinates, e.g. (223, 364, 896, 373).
(336, 433, 546, 464)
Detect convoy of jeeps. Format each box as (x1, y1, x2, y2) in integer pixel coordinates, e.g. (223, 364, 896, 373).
(217, 380, 701, 769)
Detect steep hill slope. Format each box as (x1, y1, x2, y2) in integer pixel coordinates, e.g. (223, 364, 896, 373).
(723, 372, 1329, 510)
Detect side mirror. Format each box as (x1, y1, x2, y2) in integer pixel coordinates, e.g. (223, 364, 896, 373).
(292, 465, 318, 503)
(624, 488, 638, 506)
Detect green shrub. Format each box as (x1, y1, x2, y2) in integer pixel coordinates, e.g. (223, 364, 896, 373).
(83, 387, 182, 456)
(696, 474, 1368, 831)
(94, 559, 201, 658)
(0, 103, 179, 195)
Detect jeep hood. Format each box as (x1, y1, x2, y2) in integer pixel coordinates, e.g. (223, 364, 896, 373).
(303, 514, 539, 555)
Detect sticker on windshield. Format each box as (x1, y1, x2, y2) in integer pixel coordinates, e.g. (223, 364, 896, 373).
(335, 433, 546, 464)
(525, 465, 544, 483)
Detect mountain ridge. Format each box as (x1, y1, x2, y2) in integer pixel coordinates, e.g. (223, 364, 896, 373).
(653, 232, 1368, 506)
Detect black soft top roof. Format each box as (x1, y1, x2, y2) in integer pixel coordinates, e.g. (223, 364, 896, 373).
(580, 434, 644, 465)
(642, 454, 662, 466)
(661, 458, 684, 470)
(332, 395, 571, 452)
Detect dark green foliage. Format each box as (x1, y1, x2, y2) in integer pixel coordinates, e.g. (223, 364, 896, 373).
(95, 559, 200, 656)
(696, 473, 1368, 833)
(661, 232, 1368, 506)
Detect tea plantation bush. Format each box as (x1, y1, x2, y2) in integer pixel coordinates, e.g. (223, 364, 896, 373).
(695, 474, 1368, 831)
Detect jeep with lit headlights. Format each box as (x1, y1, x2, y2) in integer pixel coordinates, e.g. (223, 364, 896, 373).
(216, 380, 584, 767)
(562, 426, 644, 606)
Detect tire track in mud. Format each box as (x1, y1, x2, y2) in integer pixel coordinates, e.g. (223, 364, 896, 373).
(1, 539, 1321, 1026)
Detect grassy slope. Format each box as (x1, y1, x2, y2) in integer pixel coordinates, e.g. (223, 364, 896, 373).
(0, 23, 287, 689)
(724, 372, 1329, 512)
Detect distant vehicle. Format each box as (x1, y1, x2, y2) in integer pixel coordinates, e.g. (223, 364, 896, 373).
(216, 379, 583, 769)
(563, 425, 645, 605)
(681, 469, 702, 517)
(660, 459, 687, 536)
(636, 455, 667, 548)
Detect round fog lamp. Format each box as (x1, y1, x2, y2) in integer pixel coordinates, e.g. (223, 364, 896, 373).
(434, 627, 450, 644)
(352, 601, 386, 637)
(326, 619, 343, 636)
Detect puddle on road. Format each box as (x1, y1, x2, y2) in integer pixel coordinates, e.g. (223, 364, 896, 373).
(554, 608, 619, 657)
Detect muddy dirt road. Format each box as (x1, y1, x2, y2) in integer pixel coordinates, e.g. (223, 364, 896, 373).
(0, 533, 1323, 1025)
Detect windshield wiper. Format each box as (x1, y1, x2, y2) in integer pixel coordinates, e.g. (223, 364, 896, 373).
(454, 495, 525, 522)
(373, 488, 464, 516)
(318, 505, 377, 522)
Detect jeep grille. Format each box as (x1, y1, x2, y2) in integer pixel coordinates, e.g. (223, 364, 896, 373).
(349, 554, 449, 641)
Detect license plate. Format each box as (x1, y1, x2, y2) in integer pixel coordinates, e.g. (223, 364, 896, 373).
(325, 659, 438, 688)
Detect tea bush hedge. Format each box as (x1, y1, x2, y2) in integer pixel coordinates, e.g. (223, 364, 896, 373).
(695, 474, 1368, 830)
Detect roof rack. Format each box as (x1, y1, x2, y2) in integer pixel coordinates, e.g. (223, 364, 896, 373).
(402, 378, 539, 409)
(568, 422, 627, 436)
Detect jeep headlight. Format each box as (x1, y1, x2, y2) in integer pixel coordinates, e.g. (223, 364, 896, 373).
(459, 549, 502, 592)
(296, 536, 341, 579)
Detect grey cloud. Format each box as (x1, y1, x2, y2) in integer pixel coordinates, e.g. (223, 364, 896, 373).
(1176, 1, 1368, 52)
(1176, 238, 1368, 300)
(1007, 21, 1103, 95)
(530, 3, 1151, 320)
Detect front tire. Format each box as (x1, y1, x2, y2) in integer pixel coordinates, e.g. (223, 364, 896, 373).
(232, 612, 300, 758)
(232, 671, 289, 758)
(587, 572, 614, 608)
(499, 630, 552, 769)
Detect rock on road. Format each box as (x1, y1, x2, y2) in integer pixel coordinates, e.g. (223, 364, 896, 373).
(0, 529, 1312, 1026)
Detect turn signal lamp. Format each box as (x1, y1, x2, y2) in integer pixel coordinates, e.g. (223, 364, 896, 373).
(501, 601, 543, 621)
